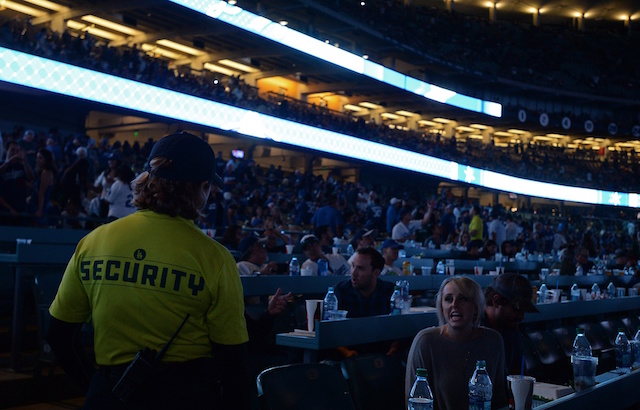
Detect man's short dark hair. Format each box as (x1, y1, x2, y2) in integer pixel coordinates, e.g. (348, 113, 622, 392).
(355, 247, 385, 272)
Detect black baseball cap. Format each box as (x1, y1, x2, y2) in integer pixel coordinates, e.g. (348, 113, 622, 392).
(148, 132, 223, 188)
(489, 273, 539, 313)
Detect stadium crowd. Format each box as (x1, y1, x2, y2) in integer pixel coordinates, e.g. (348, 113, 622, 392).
(1, 14, 639, 194)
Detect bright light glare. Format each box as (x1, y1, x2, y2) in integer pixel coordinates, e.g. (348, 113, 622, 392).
(169, 0, 502, 117)
(0, 46, 634, 208)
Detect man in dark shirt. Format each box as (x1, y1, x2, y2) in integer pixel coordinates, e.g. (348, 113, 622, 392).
(332, 247, 396, 358)
(335, 247, 394, 318)
(482, 273, 539, 376)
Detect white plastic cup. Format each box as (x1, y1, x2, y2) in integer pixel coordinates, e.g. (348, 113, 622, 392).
(474, 266, 483, 275)
(285, 244, 294, 254)
(617, 288, 626, 298)
(629, 287, 638, 297)
(507, 375, 535, 410)
(305, 300, 323, 331)
(446, 266, 455, 275)
(332, 247, 339, 255)
(301, 267, 314, 276)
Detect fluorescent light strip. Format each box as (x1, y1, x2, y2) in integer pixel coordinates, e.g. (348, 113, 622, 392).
(81, 15, 143, 36)
(157, 39, 204, 56)
(0, 46, 634, 208)
(1, 0, 46, 16)
(168, 0, 502, 117)
(24, 0, 68, 12)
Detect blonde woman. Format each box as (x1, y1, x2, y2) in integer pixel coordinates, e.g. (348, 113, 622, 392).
(405, 276, 507, 409)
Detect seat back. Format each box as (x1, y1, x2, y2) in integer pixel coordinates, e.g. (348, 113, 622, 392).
(340, 354, 405, 410)
(524, 329, 572, 385)
(257, 363, 356, 410)
(33, 273, 64, 375)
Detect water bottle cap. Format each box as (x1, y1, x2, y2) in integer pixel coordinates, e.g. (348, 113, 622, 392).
(476, 360, 486, 367)
(576, 328, 584, 334)
(328, 287, 334, 292)
(618, 328, 625, 332)
(416, 368, 428, 377)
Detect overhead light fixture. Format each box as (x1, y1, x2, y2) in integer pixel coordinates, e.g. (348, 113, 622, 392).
(81, 15, 143, 36)
(362, 54, 369, 60)
(546, 133, 566, 138)
(433, 118, 452, 124)
(279, 20, 288, 26)
(218, 59, 259, 73)
(395, 110, 416, 117)
(533, 136, 553, 141)
(418, 120, 438, 127)
(23, 0, 68, 12)
(156, 39, 204, 56)
(204, 62, 238, 76)
(0, 1, 46, 17)
(494, 131, 513, 137)
(228, 0, 237, 4)
(343, 104, 364, 112)
(67, 20, 125, 41)
(380, 113, 401, 120)
(141, 43, 182, 60)
(468, 134, 484, 140)
(470, 123, 489, 130)
(507, 129, 527, 134)
(359, 102, 382, 109)
(456, 126, 477, 133)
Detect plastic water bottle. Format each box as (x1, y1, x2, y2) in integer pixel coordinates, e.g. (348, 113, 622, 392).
(632, 327, 640, 369)
(346, 243, 354, 257)
(591, 283, 600, 299)
(538, 283, 548, 304)
(572, 328, 592, 357)
(570, 284, 580, 301)
(469, 360, 492, 410)
(408, 368, 433, 410)
(322, 287, 338, 320)
(390, 286, 403, 316)
(576, 265, 584, 276)
(317, 259, 328, 276)
(436, 260, 445, 275)
(615, 328, 632, 370)
(607, 282, 616, 299)
(289, 257, 300, 276)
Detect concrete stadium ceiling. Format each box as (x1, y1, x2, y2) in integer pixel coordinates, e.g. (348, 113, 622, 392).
(0, 0, 638, 145)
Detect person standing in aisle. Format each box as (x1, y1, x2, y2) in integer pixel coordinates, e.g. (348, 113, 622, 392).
(405, 276, 507, 409)
(482, 273, 539, 376)
(469, 204, 484, 242)
(47, 132, 250, 409)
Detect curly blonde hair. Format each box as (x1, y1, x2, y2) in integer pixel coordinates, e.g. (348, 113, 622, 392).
(132, 157, 206, 220)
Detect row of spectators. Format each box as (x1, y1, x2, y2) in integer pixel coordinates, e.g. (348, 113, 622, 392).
(1, 15, 639, 193)
(330, 0, 640, 99)
(2, 122, 640, 278)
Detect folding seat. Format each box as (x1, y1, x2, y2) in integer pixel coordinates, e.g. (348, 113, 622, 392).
(257, 363, 356, 410)
(340, 354, 406, 410)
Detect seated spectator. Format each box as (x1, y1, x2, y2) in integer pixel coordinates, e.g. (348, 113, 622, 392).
(347, 228, 377, 264)
(105, 164, 135, 220)
(262, 227, 290, 254)
(501, 240, 517, 260)
(480, 239, 498, 260)
(314, 224, 335, 254)
(392, 204, 432, 243)
(462, 240, 483, 260)
(236, 234, 278, 276)
(332, 247, 398, 357)
(575, 246, 594, 274)
(27, 148, 57, 226)
(60, 195, 87, 230)
(380, 239, 403, 276)
(300, 234, 349, 276)
(0, 141, 33, 224)
(220, 224, 244, 251)
(483, 273, 539, 376)
(405, 276, 507, 409)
